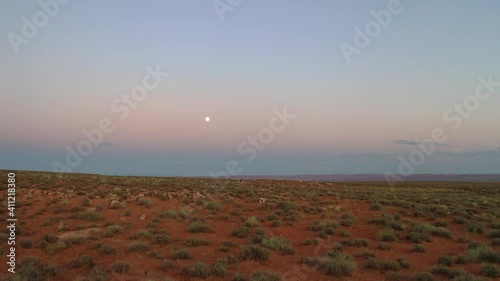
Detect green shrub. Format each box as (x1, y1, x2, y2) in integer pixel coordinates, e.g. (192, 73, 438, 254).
(211, 259, 227, 277)
(430, 264, 454, 276)
(341, 238, 368, 247)
(231, 273, 249, 281)
(96, 244, 116, 255)
(340, 230, 351, 237)
(356, 251, 375, 259)
(153, 234, 171, 245)
(185, 237, 210, 247)
(466, 223, 484, 233)
(240, 244, 270, 261)
(409, 222, 452, 238)
(188, 221, 214, 233)
(42, 264, 59, 277)
(452, 272, 486, 281)
(67, 255, 95, 268)
(129, 229, 152, 240)
(78, 211, 102, 221)
(231, 226, 250, 238)
(148, 250, 164, 259)
(172, 249, 193, 260)
(380, 260, 399, 271)
(250, 271, 281, 281)
(127, 242, 149, 253)
(43, 234, 59, 243)
(487, 230, 500, 238)
(307, 220, 339, 232)
(261, 237, 295, 255)
(276, 201, 297, 211)
(303, 238, 318, 246)
(157, 209, 178, 219)
(137, 198, 152, 208)
(467, 244, 500, 263)
(184, 262, 211, 279)
(397, 257, 411, 269)
(106, 224, 124, 234)
(405, 232, 431, 244)
(410, 222, 433, 233)
(434, 221, 448, 227)
(159, 260, 174, 270)
(265, 213, 278, 221)
(364, 258, 379, 270)
(430, 227, 452, 238)
(481, 264, 499, 278)
(377, 229, 396, 241)
(468, 241, 486, 250)
(20, 239, 33, 248)
(378, 242, 393, 251)
(245, 216, 260, 227)
(369, 214, 404, 230)
(437, 255, 453, 266)
(413, 272, 435, 281)
(271, 220, 281, 227)
(206, 201, 221, 211)
(340, 213, 355, 226)
(363, 258, 399, 271)
(319, 252, 357, 277)
(110, 261, 130, 273)
(16, 258, 42, 281)
(411, 244, 426, 253)
(453, 216, 466, 224)
(19, 257, 39, 268)
(179, 208, 191, 219)
(454, 255, 469, 265)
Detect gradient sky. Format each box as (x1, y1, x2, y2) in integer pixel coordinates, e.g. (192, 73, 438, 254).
(1, 0, 500, 176)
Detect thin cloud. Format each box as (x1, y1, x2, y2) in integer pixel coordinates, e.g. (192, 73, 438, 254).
(392, 140, 447, 147)
(437, 149, 500, 158)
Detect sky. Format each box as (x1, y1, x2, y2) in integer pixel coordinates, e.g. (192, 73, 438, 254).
(1, 0, 500, 177)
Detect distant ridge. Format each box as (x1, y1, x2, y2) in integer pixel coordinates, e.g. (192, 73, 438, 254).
(231, 174, 500, 182)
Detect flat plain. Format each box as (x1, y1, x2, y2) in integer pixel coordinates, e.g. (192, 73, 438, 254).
(1, 171, 499, 281)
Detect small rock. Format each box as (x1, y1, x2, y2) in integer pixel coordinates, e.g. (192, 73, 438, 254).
(109, 200, 123, 209)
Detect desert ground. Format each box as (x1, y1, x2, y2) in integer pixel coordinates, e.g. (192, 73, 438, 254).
(1, 171, 499, 281)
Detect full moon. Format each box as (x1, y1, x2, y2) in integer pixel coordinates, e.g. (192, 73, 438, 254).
(205, 117, 210, 122)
